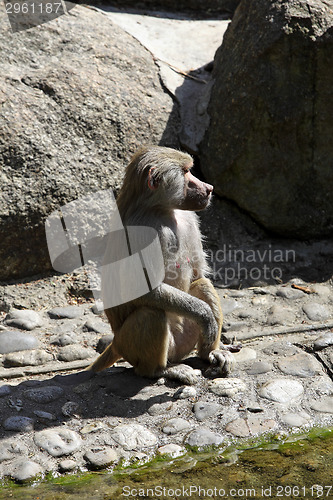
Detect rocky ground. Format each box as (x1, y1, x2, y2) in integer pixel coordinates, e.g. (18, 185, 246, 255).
(0, 271, 332, 483)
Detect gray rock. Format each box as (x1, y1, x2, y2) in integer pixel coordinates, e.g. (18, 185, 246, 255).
(57, 345, 96, 362)
(96, 334, 114, 354)
(174, 386, 197, 400)
(303, 303, 331, 322)
(3, 416, 34, 432)
(263, 342, 300, 356)
(0, 330, 39, 354)
(185, 428, 223, 448)
(208, 378, 246, 397)
(246, 361, 272, 375)
(48, 306, 84, 320)
(84, 448, 118, 470)
(232, 347, 257, 363)
(162, 418, 191, 435)
(4, 349, 53, 367)
(276, 287, 305, 300)
(148, 402, 173, 416)
(157, 444, 185, 458)
(201, 0, 333, 238)
(193, 402, 221, 421)
(259, 379, 304, 403)
(313, 332, 333, 351)
(0, 440, 28, 463)
(50, 333, 78, 346)
(34, 429, 82, 457)
(8, 459, 43, 483)
(267, 305, 295, 326)
(111, 424, 157, 451)
(220, 298, 239, 315)
(34, 410, 56, 421)
(62, 401, 81, 417)
(0, 385, 12, 397)
(84, 319, 110, 334)
(0, 5, 180, 281)
(277, 353, 323, 378)
(58, 460, 77, 472)
(280, 412, 311, 427)
(311, 397, 333, 413)
(225, 417, 276, 437)
(25, 386, 64, 403)
(5, 309, 44, 330)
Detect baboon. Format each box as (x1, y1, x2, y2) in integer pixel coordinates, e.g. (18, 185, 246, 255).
(88, 146, 238, 384)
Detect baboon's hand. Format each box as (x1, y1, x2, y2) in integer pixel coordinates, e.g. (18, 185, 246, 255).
(206, 349, 235, 377)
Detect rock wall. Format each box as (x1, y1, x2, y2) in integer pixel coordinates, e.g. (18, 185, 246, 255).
(0, 6, 180, 281)
(201, 0, 333, 238)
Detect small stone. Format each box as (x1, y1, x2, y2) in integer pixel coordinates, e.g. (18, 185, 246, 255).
(263, 342, 300, 356)
(4, 349, 53, 367)
(62, 401, 81, 417)
(157, 444, 185, 458)
(225, 417, 276, 437)
(174, 386, 197, 399)
(311, 376, 333, 395)
(185, 428, 223, 448)
(80, 422, 106, 434)
(0, 440, 28, 463)
(57, 345, 96, 362)
(246, 361, 272, 375)
(313, 332, 333, 351)
(303, 303, 331, 322)
(34, 428, 82, 457)
(9, 459, 43, 483)
(5, 309, 44, 331)
(0, 330, 39, 354)
(48, 306, 84, 319)
(59, 460, 77, 472)
(148, 402, 173, 416)
(3, 416, 34, 432)
(208, 378, 246, 398)
(311, 396, 333, 413)
(34, 410, 56, 421)
(96, 334, 114, 353)
(0, 385, 12, 397)
(50, 333, 78, 346)
(25, 386, 64, 403)
(222, 321, 244, 332)
(111, 424, 157, 451)
(259, 379, 304, 403)
(193, 402, 221, 421)
(220, 298, 239, 314)
(162, 418, 191, 435)
(84, 319, 110, 334)
(276, 287, 304, 300)
(84, 448, 118, 470)
(232, 347, 257, 363)
(267, 305, 294, 326)
(281, 412, 311, 427)
(91, 301, 104, 314)
(277, 353, 323, 377)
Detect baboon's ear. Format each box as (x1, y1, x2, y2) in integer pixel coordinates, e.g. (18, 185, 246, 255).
(148, 167, 158, 190)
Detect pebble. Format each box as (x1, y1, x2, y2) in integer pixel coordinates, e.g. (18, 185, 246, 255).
(280, 411, 311, 427)
(58, 459, 77, 472)
(263, 342, 300, 356)
(84, 447, 118, 470)
(3, 416, 34, 432)
(313, 332, 333, 351)
(193, 402, 221, 421)
(157, 444, 185, 458)
(208, 378, 247, 397)
(34, 428, 82, 456)
(62, 401, 81, 417)
(220, 298, 239, 315)
(174, 386, 197, 399)
(111, 424, 157, 450)
(185, 428, 223, 448)
(268, 305, 295, 326)
(0, 440, 28, 462)
(246, 361, 272, 375)
(50, 333, 78, 346)
(84, 318, 110, 334)
(57, 345, 96, 362)
(25, 386, 64, 403)
(8, 459, 43, 483)
(96, 334, 114, 353)
(0, 385, 12, 397)
(162, 418, 191, 435)
(4, 349, 53, 367)
(5, 309, 44, 330)
(310, 396, 333, 413)
(48, 306, 84, 319)
(34, 410, 56, 421)
(232, 347, 257, 363)
(277, 353, 323, 377)
(148, 402, 173, 416)
(303, 303, 331, 322)
(259, 379, 304, 403)
(225, 417, 276, 437)
(276, 287, 304, 300)
(0, 330, 39, 354)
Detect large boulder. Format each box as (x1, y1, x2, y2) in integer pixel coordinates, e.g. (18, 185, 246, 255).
(201, 0, 333, 238)
(0, 6, 179, 281)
